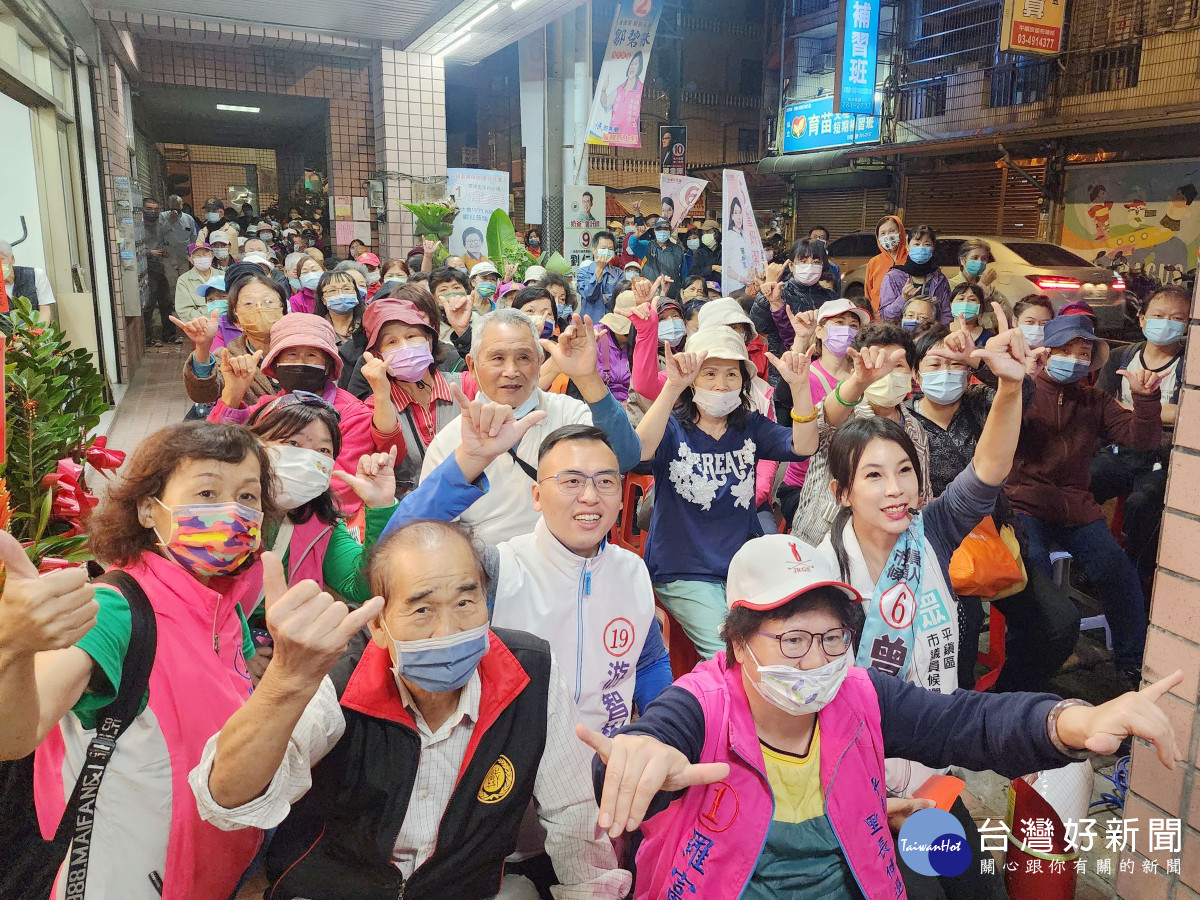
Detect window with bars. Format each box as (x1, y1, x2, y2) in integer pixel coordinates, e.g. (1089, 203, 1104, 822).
(989, 54, 1056, 106)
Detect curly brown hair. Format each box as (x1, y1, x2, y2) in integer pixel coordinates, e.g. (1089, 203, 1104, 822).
(86, 421, 279, 566)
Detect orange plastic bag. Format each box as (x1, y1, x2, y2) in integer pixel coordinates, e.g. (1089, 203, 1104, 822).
(949, 515, 1024, 597)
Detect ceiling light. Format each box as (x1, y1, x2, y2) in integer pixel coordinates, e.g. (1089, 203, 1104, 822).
(473, 2, 500, 25)
(436, 32, 473, 58)
(216, 104, 260, 113)
(511, 0, 536, 9)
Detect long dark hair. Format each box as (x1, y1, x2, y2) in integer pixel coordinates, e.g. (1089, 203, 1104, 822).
(675, 360, 754, 431)
(827, 417, 924, 581)
(247, 401, 344, 526)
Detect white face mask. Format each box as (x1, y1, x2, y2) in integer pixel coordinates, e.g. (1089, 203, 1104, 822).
(748, 646, 848, 716)
(692, 386, 742, 418)
(213, 248, 230, 260)
(701, 232, 717, 249)
(194, 257, 213, 271)
(793, 262, 822, 286)
(862, 370, 913, 408)
(1019, 324, 1045, 348)
(268, 444, 334, 510)
(879, 232, 901, 252)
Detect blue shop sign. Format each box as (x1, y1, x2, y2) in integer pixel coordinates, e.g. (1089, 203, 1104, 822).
(781, 96, 880, 153)
(838, 0, 879, 115)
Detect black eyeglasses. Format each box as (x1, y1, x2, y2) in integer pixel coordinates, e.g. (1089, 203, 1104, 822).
(756, 627, 854, 660)
(538, 471, 622, 495)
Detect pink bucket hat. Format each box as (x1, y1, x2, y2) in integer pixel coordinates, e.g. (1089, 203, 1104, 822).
(262, 313, 343, 380)
(363, 298, 434, 350)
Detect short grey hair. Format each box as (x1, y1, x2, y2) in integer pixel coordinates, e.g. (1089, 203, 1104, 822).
(0, 241, 13, 261)
(470, 307, 544, 359)
(334, 260, 368, 279)
(284, 252, 308, 276)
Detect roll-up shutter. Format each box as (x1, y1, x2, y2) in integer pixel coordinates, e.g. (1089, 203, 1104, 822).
(794, 188, 891, 237)
(904, 163, 1045, 236)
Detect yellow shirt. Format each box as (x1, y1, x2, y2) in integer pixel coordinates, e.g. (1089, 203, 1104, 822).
(760, 723, 824, 824)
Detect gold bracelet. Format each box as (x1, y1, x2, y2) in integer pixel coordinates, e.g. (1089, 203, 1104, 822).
(790, 407, 818, 424)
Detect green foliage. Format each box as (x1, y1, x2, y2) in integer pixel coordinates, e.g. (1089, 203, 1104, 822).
(485, 209, 537, 281)
(3, 297, 109, 564)
(403, 202, 458, 241)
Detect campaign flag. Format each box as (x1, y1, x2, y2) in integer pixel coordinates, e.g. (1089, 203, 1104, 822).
(720, 169, 768, 296)
(586, 0, 664, 148)
(446, 168, 510, 266)
(659, 174, 706, 232)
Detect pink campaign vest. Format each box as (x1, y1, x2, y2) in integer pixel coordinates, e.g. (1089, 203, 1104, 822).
(34, 551, 261, 899)
(228, 515, 334, 617)
(635, 655, 906, 900)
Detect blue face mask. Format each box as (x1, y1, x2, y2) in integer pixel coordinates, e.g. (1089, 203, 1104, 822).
(476, 280, 498, 300)
(299, 271, 322, 291)
(356, 286, 368, 301)
(556, 303, 573, 320)
(1144, 318, 1187, 346)
(540, 318, 555, 339)
(387, 621, 489, 693)
(325, 293, 358, 314)
(687, 238, 700, 250)
(1046, 355, 1091, 384)
(920, 368, 968, 405)
(658, 318, 687, 346)
(908, 244, 933, 264)
(964, 259, 987, 277)
(655, 229, 671, 243)
(901, 318, 921, 330)
(288, 277, 302, 291)
(951, 300, 980, 320)
(207, 298, 228, 317)
(478, 387, 541, 420)
(383, 277, 407, 289)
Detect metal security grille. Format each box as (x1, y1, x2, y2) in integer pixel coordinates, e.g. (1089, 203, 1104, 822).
(794, 188, 891, 238)
(904, 164, 1046, 236)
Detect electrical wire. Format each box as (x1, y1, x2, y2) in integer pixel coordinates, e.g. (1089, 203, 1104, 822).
(1088, 754, 1130, 812)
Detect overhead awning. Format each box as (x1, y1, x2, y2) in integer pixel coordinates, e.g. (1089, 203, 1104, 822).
(757, 149, 857, 174)
(756, 150, 892, 189)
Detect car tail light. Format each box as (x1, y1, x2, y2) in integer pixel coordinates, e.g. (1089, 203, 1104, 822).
(1111, 277, 1126, 291)
(1027, 275, 1082, 290)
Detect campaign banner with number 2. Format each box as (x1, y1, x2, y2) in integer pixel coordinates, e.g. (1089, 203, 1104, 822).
(586, 0, 664, 148)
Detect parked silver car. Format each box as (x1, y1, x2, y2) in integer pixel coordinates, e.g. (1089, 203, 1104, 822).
(827, 232, 1138, 338)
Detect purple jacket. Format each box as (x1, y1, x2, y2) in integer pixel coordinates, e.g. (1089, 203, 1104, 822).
(288, 288, 316, 315)
(211, 316, 243, 350)
(598, 654, 1078, 899)
(596, 326, 631, 403)
(878, 268, 952, 323)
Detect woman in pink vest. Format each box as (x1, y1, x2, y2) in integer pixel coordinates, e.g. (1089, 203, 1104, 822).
(20, 422, 279, 898)
(235, 390, 399, 681)
(579, 535, 1184, 900)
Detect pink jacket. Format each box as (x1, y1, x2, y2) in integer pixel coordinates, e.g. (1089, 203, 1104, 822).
(34, 552, 261, 899)
(287, 288, 316, 315)
(208, 381, 404, 515)
(636, 655, 904, 900)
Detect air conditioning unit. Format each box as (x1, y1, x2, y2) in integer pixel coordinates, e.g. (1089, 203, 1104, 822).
(806, 52, 835, 74)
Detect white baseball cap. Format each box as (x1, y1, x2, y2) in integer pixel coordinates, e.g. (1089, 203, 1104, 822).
(727, 534, 861, 612)
(818, 298, 871, 327)
(470, 261, 499, 278)
(697, 297, 757, 340)
(524, 264, 547, 283)
(208, 231, 231, 246)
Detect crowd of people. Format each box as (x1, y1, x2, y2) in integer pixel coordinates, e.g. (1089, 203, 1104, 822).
(0, 201, 1188, 900)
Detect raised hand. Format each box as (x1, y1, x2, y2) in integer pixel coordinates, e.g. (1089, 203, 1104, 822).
(360, 350, 391, 396)
(262, 551, 384, 690)
(422, 237, 440, 256)
(443, 291, 473, 335)
(504, 262, 518, 281)
(763, 280, 785, 311)
(663, 343, 706, 390)
(331, 446, 399, 509)
(632, 199, 642, 215)
(765, 261, 785, 284)
(846, 345, 907, 387)
(171, 313, 218, 356)
(541, 313, 598, 380)
(786, 307, 819, 352)
(451, 382, 548, 476)
(1056, 669, 1186, 769)
(219, 347, 264, 408)
(632, 277, 655, 305)
(0, 530, 96, 654)
(924, 326, 977, 368)
(766, 349, 812, 388)
(577, 723, 729, 838)
(1118, 367, 1164, 396)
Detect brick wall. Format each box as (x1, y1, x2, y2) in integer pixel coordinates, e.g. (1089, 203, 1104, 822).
(1118, 312, 1200, 898)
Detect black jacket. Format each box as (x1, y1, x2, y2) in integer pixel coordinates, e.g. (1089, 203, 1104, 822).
(265, 628, 552, 900)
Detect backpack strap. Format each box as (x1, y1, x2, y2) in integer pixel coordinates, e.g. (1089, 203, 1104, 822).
(50, 571, 158, 891)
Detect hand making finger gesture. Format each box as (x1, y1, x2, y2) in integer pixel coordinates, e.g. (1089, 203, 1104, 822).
(663, 343, 707, 391)
(766, 348, 813, 388)
(786, 307, 819, 352)
(1118, 367, 1164, 396)
(451, 382, 548, 478)
(846, 344, 907, 387)
(541, 313, 599, 380)
(219, 348, 264, 408)
(577, 724, 729, 838)
(1056, 670, 1186, 769)
(332, 446, 399, 509)
(262, 552, 384, 690)
(171, 314, 218, 356)
(443, 291, 473, 335)
(0, 531, 96, 654)
(763, 280, 785, 311)
(360, 351, 391, 396)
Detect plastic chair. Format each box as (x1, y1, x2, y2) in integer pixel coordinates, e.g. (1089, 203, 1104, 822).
(1050, 550, 1113, 650)
(610, 473, 654, 556)
(974, 603, 1005, 692)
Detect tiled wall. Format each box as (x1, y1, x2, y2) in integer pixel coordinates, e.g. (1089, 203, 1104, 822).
(372, 45, 447, 260)
(159, 144, 280, 212)
(1119, 303, 1200, 899)
(137, 39, 374, 239)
